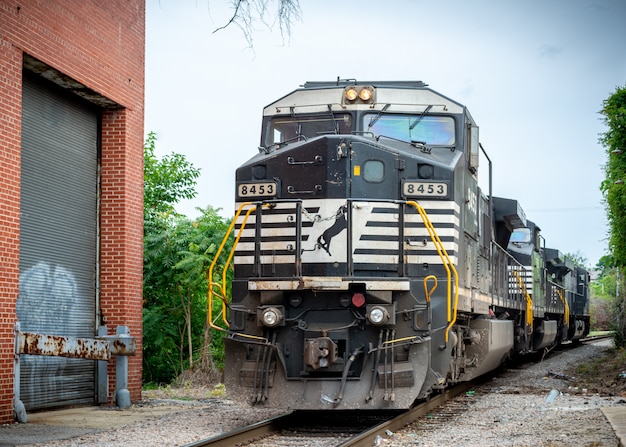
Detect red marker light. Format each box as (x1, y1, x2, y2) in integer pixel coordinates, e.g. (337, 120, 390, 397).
(351, 292, 366, 308)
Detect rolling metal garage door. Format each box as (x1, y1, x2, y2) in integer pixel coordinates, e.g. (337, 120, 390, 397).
(17, 74, 99, 410)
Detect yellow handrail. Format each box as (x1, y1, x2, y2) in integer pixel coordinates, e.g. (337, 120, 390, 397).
(406, 201, 458, 343)
(207, 202, 258, 332)
(210, 200, 457, 343)
(512, 270, 533, 331)
(423, 275, 437, 303)
(556, 288, 570, 327)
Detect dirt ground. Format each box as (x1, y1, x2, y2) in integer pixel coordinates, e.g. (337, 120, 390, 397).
(2, 339, 623, 447)
(562, 343, 626, 398)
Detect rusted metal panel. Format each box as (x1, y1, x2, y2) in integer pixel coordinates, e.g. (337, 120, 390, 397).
(16, 332, 111, 360)
(98, 334, 137, 356)
(15, 327, 137, 362)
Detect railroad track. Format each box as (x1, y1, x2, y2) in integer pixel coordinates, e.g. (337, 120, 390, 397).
(182, 411, 293, 447)
(182, 378, 486, 447)
(337, 379, 483, 447)
(183, 338, 608, 447)
(580, 333, 613, 343)
(182, 409, 400, 447)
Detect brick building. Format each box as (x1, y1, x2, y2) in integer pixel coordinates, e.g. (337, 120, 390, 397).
(0, 1, 144, 423)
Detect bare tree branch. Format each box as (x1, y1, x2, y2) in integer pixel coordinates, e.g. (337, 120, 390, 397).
(213, 0, 302, 49)
(212, 0, 245, 34)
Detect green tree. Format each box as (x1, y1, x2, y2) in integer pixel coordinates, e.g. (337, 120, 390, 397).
(590, 256, 618, 331)
(564, 251, 588, 269)
(595, 255, 616, 278)
(143, 133, 231, 384)
(600, 85, 626, 266)
(143, 131, 200, 227)
(143, 208, 231, 383)
(599, 85, 626, 346)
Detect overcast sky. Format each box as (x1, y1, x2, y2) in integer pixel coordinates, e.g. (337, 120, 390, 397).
(145, 0, 626, 267)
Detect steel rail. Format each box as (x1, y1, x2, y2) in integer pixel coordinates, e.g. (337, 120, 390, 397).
(183, 379, 488, 447)
(337, 377, 491, 447)
(182, 411, 294, 447)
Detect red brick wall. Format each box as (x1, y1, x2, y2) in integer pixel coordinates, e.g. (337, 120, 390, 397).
(101, 108, 145, 401)
(0, 39, 23, 425)
(0, 0, 145, 423)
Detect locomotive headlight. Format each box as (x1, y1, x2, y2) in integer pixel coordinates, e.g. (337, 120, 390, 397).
(259, 306, 283, 327)
(345, 88, 358, 101)
(359, 87, 372, 101)
(343, 86, 375, 104)
(367, 305, 389, 326)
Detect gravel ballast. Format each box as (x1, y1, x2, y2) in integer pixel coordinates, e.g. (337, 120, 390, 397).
(5, 339, 623, 447)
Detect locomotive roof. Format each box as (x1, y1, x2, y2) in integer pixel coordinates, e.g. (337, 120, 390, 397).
(263, 80, 469, 117)
(302, 80, 428, 89)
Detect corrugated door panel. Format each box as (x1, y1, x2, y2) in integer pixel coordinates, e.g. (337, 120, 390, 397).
(18, 75, 98, 410)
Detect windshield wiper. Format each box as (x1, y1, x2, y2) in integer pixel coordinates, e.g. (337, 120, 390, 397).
(327, 104, 338, 134)
(376, 134, 431, 153)
(409, 105, 432, 131)
(289, 106, 301, 138)
(367, 104, 390, 128)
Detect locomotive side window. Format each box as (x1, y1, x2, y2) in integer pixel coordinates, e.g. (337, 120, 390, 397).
(364, 114, 455, 146)
(510, 228, 531, 244)
(265, 113, 352, 145)
(362, 160, 385, 183)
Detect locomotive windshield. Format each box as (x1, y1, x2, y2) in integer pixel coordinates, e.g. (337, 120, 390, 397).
(364, 114, 455, 146)
(265, 113, 353, 146)
(263, 112, 454, 147)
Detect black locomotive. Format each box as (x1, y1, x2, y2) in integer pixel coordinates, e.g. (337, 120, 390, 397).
(209, 80, 591, 410)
